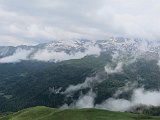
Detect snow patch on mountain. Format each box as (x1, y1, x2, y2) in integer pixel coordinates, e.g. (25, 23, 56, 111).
(0, 38, 160, 63)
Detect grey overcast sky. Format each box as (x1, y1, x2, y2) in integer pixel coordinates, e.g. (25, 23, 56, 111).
(0, 0, 159, 46)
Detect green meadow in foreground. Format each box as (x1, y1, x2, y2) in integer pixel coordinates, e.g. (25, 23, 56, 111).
(0, 106, 160, 120)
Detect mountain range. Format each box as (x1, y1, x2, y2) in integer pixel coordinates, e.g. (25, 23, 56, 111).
(0, 38, 160, 116)
(0, 37, 159, 63)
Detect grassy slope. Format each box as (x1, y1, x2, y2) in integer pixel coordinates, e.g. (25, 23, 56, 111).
(0, 106, 160, 120)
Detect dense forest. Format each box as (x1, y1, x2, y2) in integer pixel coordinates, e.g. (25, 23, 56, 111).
(0, 52, 160, 116)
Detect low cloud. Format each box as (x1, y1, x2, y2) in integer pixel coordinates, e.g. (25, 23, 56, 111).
(105, 62, 124, 74)
(63, 75, 160, 112)
(75, 90, 96, 108)
(32, 45, 101, 62)
(96, 98, 131, 112)
(113, 82, 138, 98)
(0, 48, 32, 63)
(61, 90, 96, 109)
(96, 88, 160, 112)
(64, 75, 104, 94)
(0, 45, 101, 63)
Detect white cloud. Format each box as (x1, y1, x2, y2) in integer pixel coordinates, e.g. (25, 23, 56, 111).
(96, 88, 160, 112)
(0, 48, 32, 63)
(0, 0, 160, 46)
(61, 90, 96, 109)
(64, 75, 103, 94)
(105, 62, 124, 74)
(96, 98, 132, 112)
(0, 35, 36, 46)
(62, 87, 160, 111)
(0, 44, 101, 63)
(75, 90, 96, 108)
(32, 45, 101, 62)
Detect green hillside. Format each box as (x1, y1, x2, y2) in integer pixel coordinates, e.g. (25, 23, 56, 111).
(1, 54, 160, 113)
(0, 106, 160, 120)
